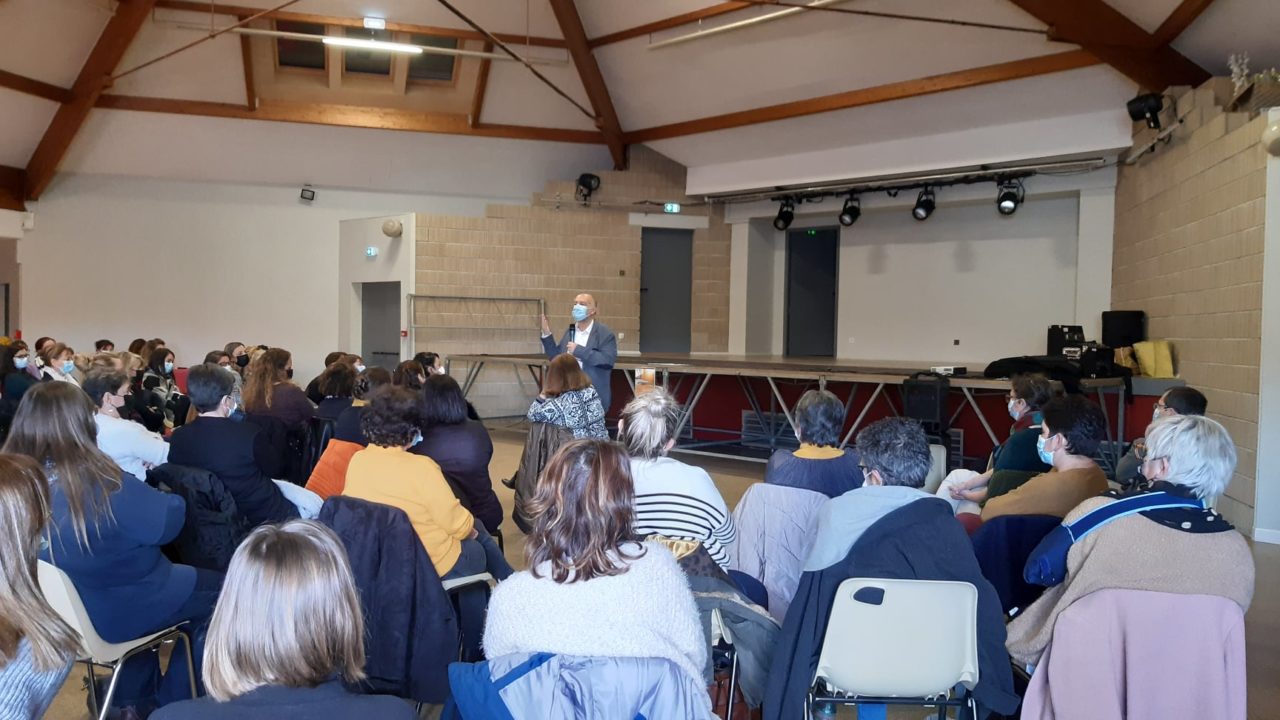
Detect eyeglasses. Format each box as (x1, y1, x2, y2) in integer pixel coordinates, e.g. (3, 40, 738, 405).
(1154, 403, 1168, 412)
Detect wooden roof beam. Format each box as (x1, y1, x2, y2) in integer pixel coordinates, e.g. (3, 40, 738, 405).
(25, 0, 158, 201)
(626, 49, 1100, 143)
(1152, 0, 1217, 46)
(588, 2, 751, 48)
(155, 0, 566, 49)
(96, 94, 606, 144)
(0, 69, 74, 104)
(547, 0, 626, 169)
(1006, 0, 1208, 91)
(470, 41, 494, 127)
(0, 166, 26, 212)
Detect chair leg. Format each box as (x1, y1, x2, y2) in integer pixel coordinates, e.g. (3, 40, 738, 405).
(83, 662, 100, 719)
(726, 650, 738, 719)
(98, 663, 124, 720)
(178, 630, 197, 699)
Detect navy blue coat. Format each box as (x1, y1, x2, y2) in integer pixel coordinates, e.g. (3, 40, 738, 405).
(319, 497, 459, 704)
(970, 514, 1060, 614)
(168, 416, 297, 527)
(763, 498, 1019, 719)
(542, 320, 617, 415)
(151, 680, 416, 720)
(41, 472, 195, 642)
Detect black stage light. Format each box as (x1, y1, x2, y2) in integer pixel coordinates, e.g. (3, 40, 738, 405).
(996, 179, 1024, 215)
(912, 188, 935, 221)
(838, 195, 860, 227)
(575, 173, 601, 203)
(1126, 93, 1164, 130)
(773, 198, 795, 231)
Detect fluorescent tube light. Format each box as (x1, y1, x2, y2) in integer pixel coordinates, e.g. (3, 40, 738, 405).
(322, 36, 423, 54)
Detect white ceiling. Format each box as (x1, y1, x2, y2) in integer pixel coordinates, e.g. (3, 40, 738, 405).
(0, 0, 1273, 199)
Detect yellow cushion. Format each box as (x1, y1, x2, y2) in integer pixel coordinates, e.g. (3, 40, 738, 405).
(1133, 340, 1175, 378)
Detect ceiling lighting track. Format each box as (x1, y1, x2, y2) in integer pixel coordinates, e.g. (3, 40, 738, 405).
(705, 158, 1108, 204)
(647, 0, 848, 50)
(182, 26, 567, 64)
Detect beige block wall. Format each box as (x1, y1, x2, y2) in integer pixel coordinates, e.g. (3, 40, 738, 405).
(1111, 83, 1269, 531)
(414, 146, 731, 416)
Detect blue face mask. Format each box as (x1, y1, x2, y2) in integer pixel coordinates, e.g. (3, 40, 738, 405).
(14, 357, 28, 370)
(410, 431, 423, 447)
(1007, 399, 1022, 421)
(61, 360, 76, 374)
(571, 304, 589, 323)
(1036, 434, 1056, 465)
(163, 361, 174, 374)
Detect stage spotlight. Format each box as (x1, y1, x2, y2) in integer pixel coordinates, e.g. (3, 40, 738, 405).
(1126, 93, 1164, 130)
(575, 173, 601, 203)
(996, 179, 1024, 215)
(912, 188, 935, 221)
(773, 198, 795, 231)
(838, 195, 860, 227)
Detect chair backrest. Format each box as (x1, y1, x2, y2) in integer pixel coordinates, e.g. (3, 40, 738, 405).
(923, 444, 948, 494)
(36, 560, 100, 661)
(816, 578, 979, 698)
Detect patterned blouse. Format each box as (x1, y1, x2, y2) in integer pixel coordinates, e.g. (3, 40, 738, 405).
(526, 387, 608, 439)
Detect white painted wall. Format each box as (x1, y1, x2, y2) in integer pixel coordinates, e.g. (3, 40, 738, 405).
(1255, 107, 1280, 544)
(338, 214, 416, 364)
(833, 195, 1079, 363)
(19, 174, 501, 382)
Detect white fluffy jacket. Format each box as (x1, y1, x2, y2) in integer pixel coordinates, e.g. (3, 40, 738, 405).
(482, 541, 708, 686)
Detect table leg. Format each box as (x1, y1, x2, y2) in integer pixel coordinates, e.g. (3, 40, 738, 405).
(672, 374, 712, 442)
(766, 377, 799, 439)
(840, 383, 883, 448)
(461, 361, 485, 397)
(961, 387, 1000, 447)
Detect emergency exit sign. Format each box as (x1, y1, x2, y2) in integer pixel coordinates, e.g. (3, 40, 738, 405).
(663, 202, 681, 214)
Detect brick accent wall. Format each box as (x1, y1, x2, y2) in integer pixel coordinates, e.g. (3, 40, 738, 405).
(414, 146, 731, 417)
(1111, 82, 1269, 531)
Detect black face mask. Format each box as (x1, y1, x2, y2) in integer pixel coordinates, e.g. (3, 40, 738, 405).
(286, 369, 294, 380)
(236, 355, 250, 368)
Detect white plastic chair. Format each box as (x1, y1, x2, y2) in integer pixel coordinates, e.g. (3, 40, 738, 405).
(37, 561, 196, 720)
(923, 444, 948, 494)
(807, 578, 979, 719)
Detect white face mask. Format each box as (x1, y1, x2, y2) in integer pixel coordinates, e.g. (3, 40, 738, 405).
(355, 363, 366, 373)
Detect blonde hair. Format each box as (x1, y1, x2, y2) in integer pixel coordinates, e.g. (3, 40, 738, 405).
(119, 351, 144, 373)
(0, 454, 78, 672)
(88, 352, 124, 373)
(203, 520, 366, 701)
(1, 383, 121, 548)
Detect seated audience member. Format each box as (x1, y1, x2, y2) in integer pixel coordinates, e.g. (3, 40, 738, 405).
(764, 418, 1018, 718)
(414, 351, 443, 375)
(39, 342, 80, 386)
(314, 362, 356, 422)
(139, 338, 166, 366)
(151, 521, 415, 720)
(343, 386, 511, 582)
(1, 344, 39, 401)
(204, 350, 242, 390)
(1114, 386, 1207, 490)
(979, 395, 1110, 523)
(143, 346, 190, 428)
(95, 339, 115, 352)
(85, 369, 169, 480)
(242, 348, 315, 430)
(127, 338, 146, 356)
(0, 454, 78, 719)
(937, 373, 1055, 513)
(392, 359, 428, 392)
(333, 367, 391, 445)
(483, 439, 708, 693)
(32, 337, 54, 364)
(7, 383, 220, 715)
(619, 388, 736, 570)
(71, 352, 93, 382)
(763, 389, 861, 498)
(349, 355, 366, 373)
(305, 351, 346, 405)
(413, 374, 502, 534)
(224, 342, 249, 376)
(169, 364, 300, 525)
(14, 341, 41, 382)
(121, 350, 163, 431)
(526, 354, 607, 440)
(1007, 414, 1255, 667)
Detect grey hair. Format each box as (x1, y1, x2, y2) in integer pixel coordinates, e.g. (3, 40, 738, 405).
(855, 418, 931, 488)
(794, 389, 845, 447)
(619, 387, 681, 460)
(1144, 414, 1236, 501)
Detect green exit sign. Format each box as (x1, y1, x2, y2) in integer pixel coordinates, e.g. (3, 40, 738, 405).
(806, 229, 818, 236)
(663, 202, 681, 214)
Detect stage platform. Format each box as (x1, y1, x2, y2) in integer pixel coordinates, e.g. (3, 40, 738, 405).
(449, 353, 1127, 468)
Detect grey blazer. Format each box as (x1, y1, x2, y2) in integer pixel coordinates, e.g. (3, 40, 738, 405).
(541, 320, 618, 413)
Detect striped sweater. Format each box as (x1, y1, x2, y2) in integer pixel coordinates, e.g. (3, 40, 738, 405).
(630, 457, 736, 569)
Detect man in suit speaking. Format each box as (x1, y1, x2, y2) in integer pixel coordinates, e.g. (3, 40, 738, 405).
(540, 292, 618, 414)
